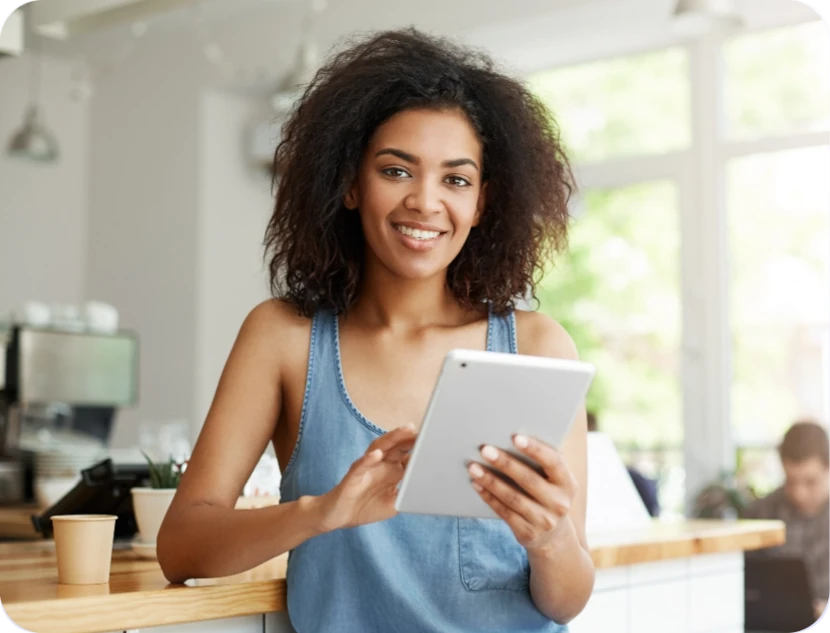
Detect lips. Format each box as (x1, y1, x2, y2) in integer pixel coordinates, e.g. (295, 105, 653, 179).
(391, 222, 446, 252)
(393, 224, 442, 240)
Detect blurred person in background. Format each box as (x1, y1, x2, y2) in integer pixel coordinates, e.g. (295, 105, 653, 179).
(586, 411, 660, 517)
(744, 419, 829, 619)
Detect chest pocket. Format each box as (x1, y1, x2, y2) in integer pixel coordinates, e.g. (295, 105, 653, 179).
(457, 517, 530, 592)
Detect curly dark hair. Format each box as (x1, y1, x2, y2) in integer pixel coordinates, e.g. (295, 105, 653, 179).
(265, 28, 574, 317)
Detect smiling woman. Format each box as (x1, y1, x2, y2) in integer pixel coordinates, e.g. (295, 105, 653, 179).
(157, 27, 592, 633)
(265, 28, 573, 317)
(344, 108, 485, 274)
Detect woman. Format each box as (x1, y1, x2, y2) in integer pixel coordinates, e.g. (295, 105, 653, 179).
(158, 28, 594, 632)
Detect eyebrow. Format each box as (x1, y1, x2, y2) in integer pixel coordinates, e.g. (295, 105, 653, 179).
(375, 148, 479, 172)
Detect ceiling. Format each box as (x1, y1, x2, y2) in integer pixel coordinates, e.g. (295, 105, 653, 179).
(22, 0, 589, 92)
(15, 0, 819, 96)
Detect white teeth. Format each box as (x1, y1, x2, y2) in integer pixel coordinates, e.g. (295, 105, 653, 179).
(394, 225, 441, 240)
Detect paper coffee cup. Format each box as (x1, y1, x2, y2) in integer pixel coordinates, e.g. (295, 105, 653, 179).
(51, 515, 117, 585)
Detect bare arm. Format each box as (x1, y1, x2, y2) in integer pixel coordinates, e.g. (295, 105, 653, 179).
(157, 301, 417, 583)
(469, 311, 594, 623)
(157, 301, 319, 582)
(521, 313, 594, 623)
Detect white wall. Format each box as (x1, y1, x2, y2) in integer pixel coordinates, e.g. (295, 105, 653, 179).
(85, 40, 274, 448)
(0, 53, 88, 316)
(86, 46, 201, 448)
(195, 90, 272, 434)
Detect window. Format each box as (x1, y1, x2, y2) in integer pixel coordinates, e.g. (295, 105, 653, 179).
(530, 45, 690, 515)
(724, 21, 830, 140)
(537, 182, 682, 446)
(536, 182, 684, 513)
(528, 15, 829, 516)
(724, 21, 830, 497)
(529, 47, 690, 163)
(729, 146, 830, 492)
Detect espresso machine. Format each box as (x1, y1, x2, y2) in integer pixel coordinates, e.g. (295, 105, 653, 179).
(0, 323, 139, 506)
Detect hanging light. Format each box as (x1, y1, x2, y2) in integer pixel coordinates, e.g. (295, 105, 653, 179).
(7, 105, 59, 162)
(673, 0, 744, 37)
(6, 29, 60, 163)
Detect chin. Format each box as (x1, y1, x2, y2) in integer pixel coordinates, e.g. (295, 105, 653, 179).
(376, 244, 460, 281)
(388, 260, 447, 281)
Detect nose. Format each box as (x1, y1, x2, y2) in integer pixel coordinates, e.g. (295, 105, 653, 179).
(404, 178, 443, 216)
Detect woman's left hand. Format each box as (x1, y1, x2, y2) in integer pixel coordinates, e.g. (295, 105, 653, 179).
(468, 434, 578, 554)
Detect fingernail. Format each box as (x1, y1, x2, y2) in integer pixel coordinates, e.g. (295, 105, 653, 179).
(468, 463, 485, 478)
(480, 445, 499, 461)
(405, 423, 416, 431)
(472, 481, 483, 492)
(513, 435, 529, 449)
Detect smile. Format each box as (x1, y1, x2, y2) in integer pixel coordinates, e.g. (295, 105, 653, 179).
(392, 224, 445, 241)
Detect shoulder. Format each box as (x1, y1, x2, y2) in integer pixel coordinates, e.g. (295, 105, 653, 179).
(241, 298, 311, 339)
(237, 299, 313, 366)
(744, 486, 786, 519)
(513, 309, 579, 361)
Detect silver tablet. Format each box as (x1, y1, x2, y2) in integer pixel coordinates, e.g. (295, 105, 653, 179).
(395, 348, 595, 519)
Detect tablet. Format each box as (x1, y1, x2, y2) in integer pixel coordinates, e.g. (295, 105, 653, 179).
(395, 348, 595, 519)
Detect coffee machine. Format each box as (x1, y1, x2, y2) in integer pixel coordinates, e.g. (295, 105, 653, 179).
(0, 324, 139, 505)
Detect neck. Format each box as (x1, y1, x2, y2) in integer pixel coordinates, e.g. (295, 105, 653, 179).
(349, 256, 471, 331)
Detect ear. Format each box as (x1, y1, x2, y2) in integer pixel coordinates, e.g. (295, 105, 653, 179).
(472, 182, 487, 227)
(344, 182, 359, 210)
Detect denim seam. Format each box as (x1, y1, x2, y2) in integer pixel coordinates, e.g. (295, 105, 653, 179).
(457, 519, 530, 592)
(486, 307, 494, 352)
(333, 312, 387, 437)
(508, 308, 518, 354)
(280, 310, 320, 485)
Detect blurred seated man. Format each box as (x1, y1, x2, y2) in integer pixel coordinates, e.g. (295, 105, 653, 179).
(586, 411, 660, 517)
(744, 419, 830, 619)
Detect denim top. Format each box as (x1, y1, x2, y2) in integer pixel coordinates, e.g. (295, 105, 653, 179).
(279, 308, 567, 633)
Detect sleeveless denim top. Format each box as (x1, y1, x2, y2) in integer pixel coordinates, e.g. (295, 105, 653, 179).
(279, 309, 567, 633)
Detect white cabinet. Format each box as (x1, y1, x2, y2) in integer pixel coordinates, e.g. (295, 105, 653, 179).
(264, 612, 296, 633)
(688, 570, 744, 633)
(130, 615, 265, 633)
(569, 552, 745, 633)
(569, 586, 629, 633)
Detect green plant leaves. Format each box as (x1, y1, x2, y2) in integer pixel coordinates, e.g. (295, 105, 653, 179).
(141, 451, 182, 489)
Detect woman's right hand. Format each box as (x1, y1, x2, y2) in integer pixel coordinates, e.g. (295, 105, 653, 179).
(316, 425, 418, 532)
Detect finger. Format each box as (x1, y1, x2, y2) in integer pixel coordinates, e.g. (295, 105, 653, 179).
(468, 461, 554, 528)
(383, 439, 416, 464)
(478, 445, 557, 510)
(471, 480, 536, 541)
(369, 424, 417, 453)
(512, 435, 576, 493)
(350, 448, 384, 476)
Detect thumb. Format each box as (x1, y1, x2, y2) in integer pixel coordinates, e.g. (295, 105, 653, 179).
(350, 448, 384, 477)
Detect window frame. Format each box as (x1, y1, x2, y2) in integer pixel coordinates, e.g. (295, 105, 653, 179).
(527, 17, 829, 512)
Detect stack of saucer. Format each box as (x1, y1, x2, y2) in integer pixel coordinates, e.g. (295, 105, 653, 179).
(26, 430, 105, 508)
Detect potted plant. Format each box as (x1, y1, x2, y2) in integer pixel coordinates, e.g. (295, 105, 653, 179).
(130, 453, 183, 545)
(692, 469, 757, 520)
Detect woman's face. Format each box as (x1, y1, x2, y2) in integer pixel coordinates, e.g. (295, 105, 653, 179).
(346, 108, 486, 281)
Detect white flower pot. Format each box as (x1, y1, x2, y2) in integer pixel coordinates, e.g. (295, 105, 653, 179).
(131, 488, 176, 545)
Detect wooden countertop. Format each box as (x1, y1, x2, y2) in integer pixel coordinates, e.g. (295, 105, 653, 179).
(588, 518, 784, 567)
(0, 505, 42, 540)
(0, 518, 784, 633)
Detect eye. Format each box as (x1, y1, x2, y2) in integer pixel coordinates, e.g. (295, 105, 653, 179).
(381, 167, 411, 179)
(445, 175, 472, 188)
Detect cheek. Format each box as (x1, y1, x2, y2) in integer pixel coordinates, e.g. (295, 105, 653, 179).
(450, 200, 481, 233)
(358, 181, 401, 223)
